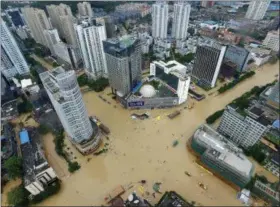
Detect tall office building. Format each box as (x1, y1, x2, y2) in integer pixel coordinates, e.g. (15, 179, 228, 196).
(75, 20, 107, 79)
(172, 3, 191, 40)
(262, 30, 279, 52)
(245, 0, 271, 20)
(43, 29, 60, 55)
(46, 4, 77, 46)
(103, 36, 142, 96)
(77, 2, 93, 17)
(152, 2, 168, 39)
(192, 44, 227, 88)
(218, 105, 269, 148)
(40, 67, 101, 154)
(224, 46, 251, 72)
(21, 7, 52, 47)
(1, 19, 29, 79)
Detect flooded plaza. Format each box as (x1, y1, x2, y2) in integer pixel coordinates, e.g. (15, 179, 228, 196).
(2, 62, 279, 206)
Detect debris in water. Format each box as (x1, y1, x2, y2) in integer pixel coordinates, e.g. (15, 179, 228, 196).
(172, 140, 179, 147)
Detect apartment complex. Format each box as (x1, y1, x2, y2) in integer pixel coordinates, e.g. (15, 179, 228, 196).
(245, 0, 271, 20)
(191, 44, 226, 88)
(46, 4, 78, 47)
(152, 2, 168, 39)
(172, 3, 191, 40)
(75, 20, 107, 79)
(40, 67, 93, 143)
(263, 30, 279, 52)
(77, 2, 93, 17)
(103, 36, 142, 96)
(190, 124, 254, 189)
(43, 29, 60, 55)
(1, 19, 29, 79)
(218, 105, 270, 148)
(21, 7, 52, 47)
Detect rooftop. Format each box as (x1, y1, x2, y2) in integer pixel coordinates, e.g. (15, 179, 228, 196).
(157, 191, 192, 207)
(20, 128, 49, 186)
(20, 129, 30, 145)
(194, 124, 254, 177)
(249, 106, 264, 116)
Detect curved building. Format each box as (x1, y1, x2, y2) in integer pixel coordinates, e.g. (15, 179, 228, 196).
(191, 124, 254, 189)
(40, 67, 101, 154)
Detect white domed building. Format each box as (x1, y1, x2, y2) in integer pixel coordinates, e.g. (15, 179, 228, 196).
(139, 84, 156, 98)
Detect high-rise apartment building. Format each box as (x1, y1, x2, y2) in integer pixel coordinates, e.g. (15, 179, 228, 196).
(1, 19, 29, 79)
(191, 44, 227, 88)
(218, 105, 269, 148)
(75, 20, 107, 79)
(46, 4, 77, 46)
(245, 0, 271, 20)
(172, 3, 191, 40)
(77, 2, 93, 17)
(103, 36, 142, 96)
(21, 7, 52, 47)
(39, 67, 101, 154)
(43, 29, 60, 55)
(263, 30, 279, 52)
(152, 2, 168, 39)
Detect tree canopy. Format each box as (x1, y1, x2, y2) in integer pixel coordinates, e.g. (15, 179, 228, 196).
(7, 185, 29, 206)
(4, 156, 23, 180)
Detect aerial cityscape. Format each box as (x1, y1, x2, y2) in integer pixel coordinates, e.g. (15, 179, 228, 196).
(0, 0, 279, 206)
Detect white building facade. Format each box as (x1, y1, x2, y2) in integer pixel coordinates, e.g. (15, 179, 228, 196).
(172, 3, 191, 40)
(39, 67, 93, 144)
(77, 2, 93, 17)
(43, 29, 61, 55)
(75, 21, 108, 79)
(152, 2, 168, 39)
(21, 7, 52, 47)
(245, 0, 271, 20)
(262, 30, 279, 52)
(1, 19, 29, 79)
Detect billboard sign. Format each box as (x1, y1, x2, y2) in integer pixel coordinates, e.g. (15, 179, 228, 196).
(128, 101, 145, 107)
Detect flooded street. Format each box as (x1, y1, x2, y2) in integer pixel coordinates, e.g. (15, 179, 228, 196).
(3, 62, 278, 206)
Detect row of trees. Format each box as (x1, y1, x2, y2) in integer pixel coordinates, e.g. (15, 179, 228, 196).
(218, 71, 255, 94)
(17, 95, 33, 114)
(53, 129, 80, 173)
(77, 74, 109, 92)
(243, 144, 266, 164)
(205, 109, 224, 124)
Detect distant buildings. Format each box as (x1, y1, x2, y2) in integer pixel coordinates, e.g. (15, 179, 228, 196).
(200, 21, 220, 30)
(191, 44, 226, 88)
(152, 2, 168, 39)
(224, 45, 251, 72)
(172, 3, 191, 40)
(218, 105, 271, 148)
(115, 3, 151, 18)
(1, 19, 29, 79)
(40, 67, 101, 154)
(46, 4, 78, 47)
(262, 30, 279, 52)
(260, 81, 280, 110)
(201, 1, 215, 8)
(20, 129, 57, 196)
(21, 7, 52, 47)
(75, 19, 108, 79)
(245, 0, 271, 20)
(103, 36, 142, 96)
(190, 124, 254, 188)
(77, 2, 93, 18)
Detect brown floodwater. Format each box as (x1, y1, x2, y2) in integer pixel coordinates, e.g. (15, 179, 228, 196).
(2, 62, 279, 206)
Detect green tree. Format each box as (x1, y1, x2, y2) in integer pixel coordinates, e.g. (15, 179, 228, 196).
(269, 55, 278, 64)
(4, 156, 23, 180)
(206, 109, 225, 124)
(7, 185, 29, 206)
(38, 124, 50, 135)
(68, 161, 80, 173)
(77, 74, 88, 87)
(52, 62, 60, 67)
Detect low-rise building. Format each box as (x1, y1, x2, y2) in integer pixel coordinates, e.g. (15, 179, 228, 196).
(190, 124, 254, 189)
(251, 53, 271, 66)
(252, 180, 279, 206)
(20, 129, 57, 196)
(264, 152, 279, 177)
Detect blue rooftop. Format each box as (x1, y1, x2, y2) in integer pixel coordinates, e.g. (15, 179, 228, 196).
(273, 120, 280, 129)
(20, 130, 30, 145)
